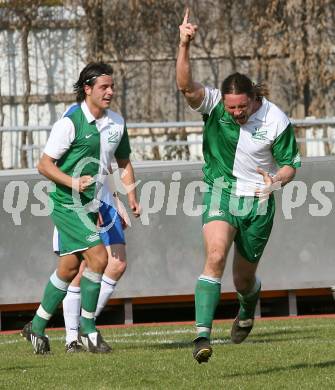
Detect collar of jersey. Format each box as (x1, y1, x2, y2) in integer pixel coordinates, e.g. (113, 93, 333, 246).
(81, 101, 97, 124)
(80, 101, 115, 128)
(252, 97, 269, 123)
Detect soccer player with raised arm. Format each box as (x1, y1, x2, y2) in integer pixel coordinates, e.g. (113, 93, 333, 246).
(176, 9, 301, 363)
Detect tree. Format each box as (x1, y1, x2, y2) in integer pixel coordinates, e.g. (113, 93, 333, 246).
(0, 79, 4, 169)
(80, 0, 104, 61)
(0, 0, 60, 167)
(103, 0, 143, 118)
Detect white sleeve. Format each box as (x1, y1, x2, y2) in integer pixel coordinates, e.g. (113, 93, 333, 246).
(43, 117, 75, 160)
(192, 86, 222, 115)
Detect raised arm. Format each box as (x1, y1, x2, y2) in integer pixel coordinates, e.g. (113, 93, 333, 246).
(176, 8, 205, 109)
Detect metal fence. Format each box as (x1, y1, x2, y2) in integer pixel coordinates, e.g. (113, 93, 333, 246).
(1, 118, 335, 168)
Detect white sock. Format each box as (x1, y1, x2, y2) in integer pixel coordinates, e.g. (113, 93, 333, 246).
(95, 275, 117, 318)
(63, 286, 81, 345)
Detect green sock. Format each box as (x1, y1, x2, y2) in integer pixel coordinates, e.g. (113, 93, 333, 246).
(80, 273, 101, 334)
(195, 276, 221, 339)
(238, 278, 261, 321)
(32, 274, 68, 336)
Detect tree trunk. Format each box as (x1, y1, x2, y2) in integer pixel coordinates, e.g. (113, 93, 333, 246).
(0, 78, 4, 169)
(145, 41, 160, 160)
(82, 0, 104, 61)
(21, 23, 31, 168)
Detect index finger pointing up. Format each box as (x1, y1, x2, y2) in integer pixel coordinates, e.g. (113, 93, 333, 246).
(183, 7, 189, 24)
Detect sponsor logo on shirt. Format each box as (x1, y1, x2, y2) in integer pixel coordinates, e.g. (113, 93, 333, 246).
(251, 127, 268, 141)
(86, 233, 100, 242)
(108, 130, 120, 144)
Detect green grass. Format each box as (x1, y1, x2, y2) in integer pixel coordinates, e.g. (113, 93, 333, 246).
(1, 317, 335, 389)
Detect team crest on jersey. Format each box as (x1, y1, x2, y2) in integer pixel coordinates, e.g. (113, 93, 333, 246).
(251, 127, 267, 141)
(108, 130, 120, 144)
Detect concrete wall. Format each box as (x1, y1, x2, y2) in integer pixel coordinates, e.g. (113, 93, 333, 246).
(0, 158, 334, 305)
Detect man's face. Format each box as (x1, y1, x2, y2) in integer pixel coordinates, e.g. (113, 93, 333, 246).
(223, 93, 254, 125)
(85, 75, 114, 111)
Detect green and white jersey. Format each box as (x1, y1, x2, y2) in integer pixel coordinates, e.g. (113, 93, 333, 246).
(44, 101, 131, 206)
(194, 87, 301, 196)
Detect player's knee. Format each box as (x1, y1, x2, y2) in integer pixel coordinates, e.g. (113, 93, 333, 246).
(57, 267, 80, 283)
(106, 259, 127, 279)
(117, 260, 127, 276)
(234, 274, 254, 294)
(89, 253, 108, 274)
(68, 268, 81, 281)
(206, 248, 225, 269)
(84, 246, 109, 273)
(97, 254, 108, 273)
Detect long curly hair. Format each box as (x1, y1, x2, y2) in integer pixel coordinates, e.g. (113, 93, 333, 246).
(221, 72, 269, 101)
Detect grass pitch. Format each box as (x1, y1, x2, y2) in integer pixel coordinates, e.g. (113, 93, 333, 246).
(1, 317, 335, 389)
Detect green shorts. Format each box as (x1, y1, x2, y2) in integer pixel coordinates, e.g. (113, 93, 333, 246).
(202, 188, 275, 263)
(51, 200, 102, 256)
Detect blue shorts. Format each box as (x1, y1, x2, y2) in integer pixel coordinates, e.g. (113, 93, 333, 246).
(99, 201, 125, 246)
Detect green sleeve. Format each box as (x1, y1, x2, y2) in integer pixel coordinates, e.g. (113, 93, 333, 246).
(115, 126, 131, 159)
(272, 124, 301, 168)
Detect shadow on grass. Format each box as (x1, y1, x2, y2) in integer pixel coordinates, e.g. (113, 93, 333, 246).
(251, 328, 315, 338)
(118, 340, 193, 351)
(247, 335, 314, 344)
(0, 365, 36, 371)
(115, 337, 233, 351)
(112, 331, 317, 352)
(222, 360, 335, 378)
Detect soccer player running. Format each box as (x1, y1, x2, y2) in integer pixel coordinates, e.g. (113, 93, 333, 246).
(176, 9, 301, 363)
(22, 62, 140, 354)
(57, 102, 135, 353)
(62, 181, 130, 353)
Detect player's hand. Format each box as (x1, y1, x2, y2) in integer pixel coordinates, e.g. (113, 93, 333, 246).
(73, 175, 93, 192)
(255, 168, 281, 199)
(179, 8, 198, 45)
(129, 199, 141, 218)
